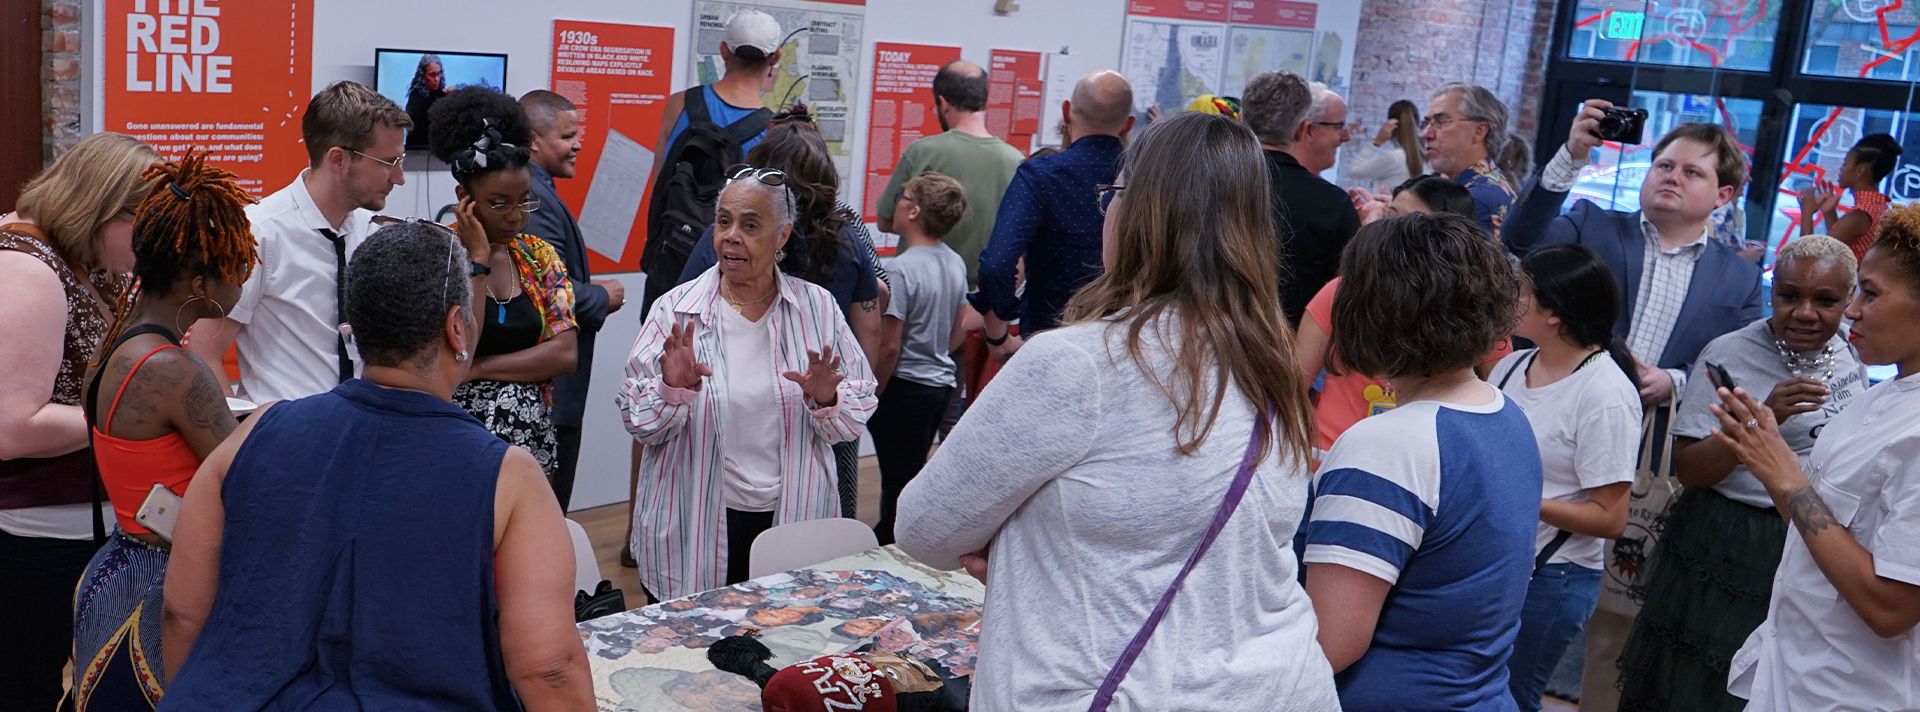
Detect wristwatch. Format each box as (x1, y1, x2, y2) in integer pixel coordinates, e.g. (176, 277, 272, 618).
(469, 261, 492, 277)
(983, 331, 1008, 347)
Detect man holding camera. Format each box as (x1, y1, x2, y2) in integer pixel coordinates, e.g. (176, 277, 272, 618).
(1505, 98, 1763, 408)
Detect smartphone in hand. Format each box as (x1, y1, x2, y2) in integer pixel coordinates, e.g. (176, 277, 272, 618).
(1706, 362, 1737, 392)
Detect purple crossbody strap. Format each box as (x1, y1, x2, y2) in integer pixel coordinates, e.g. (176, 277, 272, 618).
(1087, 416, 1271, 711)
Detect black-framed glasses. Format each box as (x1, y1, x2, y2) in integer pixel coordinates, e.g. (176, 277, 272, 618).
(1096, 184, 1126, 215)
(480, 198, 542, 215)
(1418, 115, 1487, 131)
(351, 149, 405, 169)
(1310, 121, 1346, 128)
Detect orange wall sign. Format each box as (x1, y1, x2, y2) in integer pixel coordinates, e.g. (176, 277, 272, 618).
(103, 0, 313, 198)
(863, 42, 963, 254)
(549, 20, 676, 274)
(986, 49, 1044, 155)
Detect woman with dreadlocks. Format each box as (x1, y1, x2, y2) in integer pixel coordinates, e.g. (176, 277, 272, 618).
(71, 150, 258, 710)
(429, 87, 578, 477)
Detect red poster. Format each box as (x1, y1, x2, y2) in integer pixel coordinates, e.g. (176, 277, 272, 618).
(1127, 0, 1229, 22)
(986, 49, 1044, 154)
(103, 0, 312, 198)
(864, 41, 963, 252)
(549, 20, 675, 274)
(1229, 0, 1317, 28)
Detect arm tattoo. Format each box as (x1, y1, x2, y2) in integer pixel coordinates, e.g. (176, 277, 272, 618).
(1784, 486, 1840, 536)
(858, 299, 877, 313)
(182, 369, 237, 441)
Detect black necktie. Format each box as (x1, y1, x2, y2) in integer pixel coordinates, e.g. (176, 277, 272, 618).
(319, 228, 353, 384)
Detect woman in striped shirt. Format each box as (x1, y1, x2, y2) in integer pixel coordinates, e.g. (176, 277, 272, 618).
(617, 168, 877, 602)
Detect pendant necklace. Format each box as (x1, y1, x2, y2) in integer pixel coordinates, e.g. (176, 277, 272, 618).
(486, 286, 509, 324)
(721, 279, 777, 315)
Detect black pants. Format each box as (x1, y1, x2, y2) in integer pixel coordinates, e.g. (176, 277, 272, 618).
(551, 424, 582, 512)
(725, 508, 777, 585)
(0, 529, 99, 712)
(870, 378, 954, 545)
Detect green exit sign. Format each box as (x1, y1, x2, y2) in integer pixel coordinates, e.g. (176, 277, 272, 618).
(1604, 11, 1646, 40)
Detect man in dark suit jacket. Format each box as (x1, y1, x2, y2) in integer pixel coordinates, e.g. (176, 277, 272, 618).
(521, 90, 626, 510)
(1242, 70, 1361, 326)
(1505, 99, 1764, 407)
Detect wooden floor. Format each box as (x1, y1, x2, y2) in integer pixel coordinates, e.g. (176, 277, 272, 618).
(568, 455, 883, 611)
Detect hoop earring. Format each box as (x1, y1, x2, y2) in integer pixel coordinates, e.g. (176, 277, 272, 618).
(175, 295, 205, 336)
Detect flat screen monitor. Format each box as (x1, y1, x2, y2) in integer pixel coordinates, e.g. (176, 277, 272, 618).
(374, 48, 509, 149)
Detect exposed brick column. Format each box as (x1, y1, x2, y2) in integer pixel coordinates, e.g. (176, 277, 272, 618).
(42, 0, 82, 165)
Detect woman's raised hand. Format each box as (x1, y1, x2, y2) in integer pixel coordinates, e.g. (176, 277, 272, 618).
(453, 195, 491, 261)
(660, 320, 712, 390)
(782, 345, 844, 407)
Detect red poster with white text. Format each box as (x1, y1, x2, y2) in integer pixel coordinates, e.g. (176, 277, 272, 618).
(549, 20, 675, 274)
(986, 49, 1044, 155)
(1127, 0, 1229, 22)
(103, 0, 312, 198)
(864, 42, 962, 254)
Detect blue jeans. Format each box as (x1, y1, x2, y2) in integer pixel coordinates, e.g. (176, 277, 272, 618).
(1507, 563, 1602, 711)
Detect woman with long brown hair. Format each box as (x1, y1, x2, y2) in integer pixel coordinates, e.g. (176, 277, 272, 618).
(1348, 99, 1425, 188)
(895, 111, 1332, 710)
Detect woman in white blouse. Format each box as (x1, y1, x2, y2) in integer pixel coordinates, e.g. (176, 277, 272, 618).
(1708, 205, 1920, 711)
(616, 168, 876, 602)
(897, 112, 1335, 711)
(1345, 100, 1424, 188)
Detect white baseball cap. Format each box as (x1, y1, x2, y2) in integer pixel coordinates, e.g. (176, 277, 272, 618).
(724, 10, 782, 57)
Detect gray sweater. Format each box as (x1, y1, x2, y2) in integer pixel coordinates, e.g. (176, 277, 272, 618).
(897, 319, 1340, 712)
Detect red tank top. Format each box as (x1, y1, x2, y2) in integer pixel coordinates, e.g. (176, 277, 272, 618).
(1850, 190, 1892, 265)
(90, 345, 205, 534)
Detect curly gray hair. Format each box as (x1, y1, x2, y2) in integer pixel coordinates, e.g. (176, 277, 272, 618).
(1242, 70, 1312, 147)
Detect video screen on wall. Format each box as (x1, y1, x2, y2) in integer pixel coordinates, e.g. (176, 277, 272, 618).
(374, 49, 509, 149)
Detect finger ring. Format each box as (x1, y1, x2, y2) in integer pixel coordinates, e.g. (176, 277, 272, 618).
(1745, 419, 1760, 429)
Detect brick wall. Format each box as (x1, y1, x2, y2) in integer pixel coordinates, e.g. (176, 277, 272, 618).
(43, 0, 83, 164)
(1343, 0, 1559, 180)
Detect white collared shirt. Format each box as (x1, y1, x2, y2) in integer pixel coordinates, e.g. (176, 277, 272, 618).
(229, 171, 373, 403)
(1728, 373, 1920, 710)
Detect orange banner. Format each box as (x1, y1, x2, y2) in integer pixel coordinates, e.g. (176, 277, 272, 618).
(987, 49, 1044, 155)
(103, 0, 313, 198)
(863, 42, 963, 254)
(549, 20, 676, 274)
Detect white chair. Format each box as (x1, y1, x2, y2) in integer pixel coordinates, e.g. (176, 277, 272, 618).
(747, 518, 880, 579)
(565, 518, 601, 595)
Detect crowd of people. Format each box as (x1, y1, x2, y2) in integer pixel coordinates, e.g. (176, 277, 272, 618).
(1, 8, 1916, 712)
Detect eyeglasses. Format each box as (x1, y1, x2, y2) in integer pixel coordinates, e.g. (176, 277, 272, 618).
(352, 149, 405, 169)
(480, 198, 542, 215)
(1310, 121, 1346, 129)
(726, 164, 797, 216)
(1095, 184, 1126, 215)
(1419, 115, 1486, 131)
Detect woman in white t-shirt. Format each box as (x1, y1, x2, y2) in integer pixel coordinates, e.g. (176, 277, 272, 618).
(1489, 243, 1642, 711)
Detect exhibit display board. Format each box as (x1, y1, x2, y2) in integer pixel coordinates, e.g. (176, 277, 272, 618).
(102, 0, 313, 197)
(548, 20, 676, 273)
(1120, 0, 1350, 119)
(689, 0, 866, 180)
(985, 49, 1044, 154)
(862, 41, 962, 254)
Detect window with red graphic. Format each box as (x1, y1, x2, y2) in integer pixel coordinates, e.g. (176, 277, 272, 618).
(1801, 2, 1920, 80)
(1567, 0, 1783, 71)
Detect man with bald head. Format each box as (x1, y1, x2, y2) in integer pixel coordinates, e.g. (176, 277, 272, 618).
(875, 60, 1026, 281)
(973, 70, 1134, 357)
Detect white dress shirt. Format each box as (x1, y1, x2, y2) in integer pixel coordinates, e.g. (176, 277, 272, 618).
(230, 171, 373, 403)
(1727, 373, 1920, 710)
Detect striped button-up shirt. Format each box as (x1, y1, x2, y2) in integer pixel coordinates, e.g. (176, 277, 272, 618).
(617, 267, 878, 600)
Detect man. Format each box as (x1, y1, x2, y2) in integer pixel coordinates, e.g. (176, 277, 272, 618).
(975, 69, 1133, 360)
(1422, 82, 1517, 237)
(1242, 69, 1361, 326)
(875, 60, 1026, 281)
(1505, 99, 1764, 408)
(186, 81, 410, 403)
(1294, 81, 1352, 175)
(521, 89, 626, 512)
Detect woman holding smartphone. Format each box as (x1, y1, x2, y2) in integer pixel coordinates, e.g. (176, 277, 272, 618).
(73, 151, 258, 709)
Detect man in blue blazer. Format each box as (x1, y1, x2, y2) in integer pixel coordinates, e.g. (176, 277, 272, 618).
(1505, 99, 1764, 407)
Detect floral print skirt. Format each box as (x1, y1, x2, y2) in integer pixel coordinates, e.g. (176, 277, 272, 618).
(453, 380, 557, 477)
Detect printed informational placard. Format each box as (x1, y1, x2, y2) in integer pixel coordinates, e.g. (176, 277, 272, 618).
(986, 49, 1044, 154)
(863, 42, 962, 254)
(549, 20, 676, 273)
(1120, 0, 1342, 122)
(691, 0, 866, 180)
(102, 0, 313, 197)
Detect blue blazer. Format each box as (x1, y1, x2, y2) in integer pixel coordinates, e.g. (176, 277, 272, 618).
(1504, 180, 1764, 372)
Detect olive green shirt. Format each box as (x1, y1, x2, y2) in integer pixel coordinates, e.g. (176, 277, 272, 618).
(876, 129, 1025, 282)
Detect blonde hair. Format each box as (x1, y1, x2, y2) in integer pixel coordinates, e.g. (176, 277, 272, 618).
(15, 133, 160, 271)
(1777, 234, 1858, 291)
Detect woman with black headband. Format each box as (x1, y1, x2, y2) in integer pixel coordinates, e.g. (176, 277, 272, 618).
(428, 87, 578, 479)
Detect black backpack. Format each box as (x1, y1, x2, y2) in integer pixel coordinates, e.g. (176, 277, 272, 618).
(641, 85, 771, 312)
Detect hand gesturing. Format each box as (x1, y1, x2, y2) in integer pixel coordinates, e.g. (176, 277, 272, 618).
(660, 320, 712, 390)
(782, 345, 844, 407)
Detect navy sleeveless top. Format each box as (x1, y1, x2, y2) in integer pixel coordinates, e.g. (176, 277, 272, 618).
(158, 379, 520, 711)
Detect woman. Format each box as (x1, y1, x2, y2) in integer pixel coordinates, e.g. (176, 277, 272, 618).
(896, 112, 1336, 711)
(1707, 206, 1920, 711)
(428, 87, 579, 477)
(1496, 131, 1534, 187)
(1300, 176, 1500, 462)
(1301, 212, 1537, 711)
(1352, 172, 1476, 225)
(404, 53, 449, 146)
(1616, 234, 1870, 712)
(676, 121, 889, 519)
(157, 220, 591, 710)
(1799, 133, 1901, 264)
(72, 152, 258, 710)
(0, 131, 157, 710)
(618, 171, 876, 601)
(1347, 99, 1423, 188)
(1489, 243, 1641, 711)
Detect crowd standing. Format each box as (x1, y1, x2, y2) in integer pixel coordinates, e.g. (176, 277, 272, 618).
(1, 8, 1917, 710)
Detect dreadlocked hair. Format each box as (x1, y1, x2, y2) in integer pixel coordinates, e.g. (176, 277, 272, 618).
(96, 151, 259, 366)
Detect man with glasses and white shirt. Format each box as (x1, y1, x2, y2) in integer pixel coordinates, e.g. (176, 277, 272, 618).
(187, 81, 412, 403)
(1421, 83, 1517, 237)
